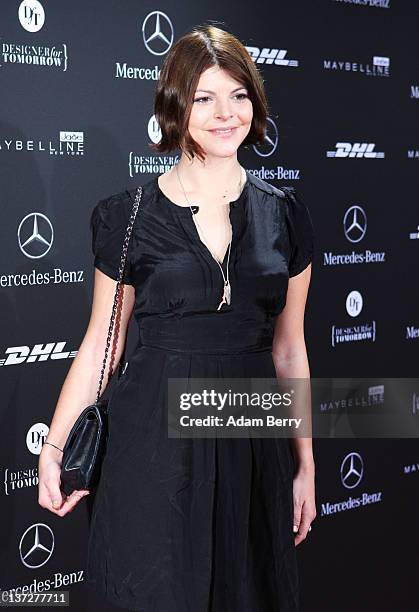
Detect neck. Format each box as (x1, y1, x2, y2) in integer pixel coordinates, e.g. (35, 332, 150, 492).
(173, 154, 243, 193)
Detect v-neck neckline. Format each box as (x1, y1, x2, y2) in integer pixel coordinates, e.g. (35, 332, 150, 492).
(156, 170, 249, 269)
(192, 214, 232, 268)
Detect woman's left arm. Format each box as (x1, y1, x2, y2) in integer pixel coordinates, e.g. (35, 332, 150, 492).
(271, 263, 316, 545)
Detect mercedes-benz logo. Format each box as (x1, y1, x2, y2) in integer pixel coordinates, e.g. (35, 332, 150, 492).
(253, 117, 279, 157)
(340, 452, 364, 489)
(343, 205, 367, 243)
(17, 212, 54, 259)
(19, 523, 54, 568)
(142, 11, 174, 56)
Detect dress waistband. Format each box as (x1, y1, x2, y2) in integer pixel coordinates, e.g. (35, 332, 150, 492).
(137, 318, 274, 355)
(137, 341, 273, 356)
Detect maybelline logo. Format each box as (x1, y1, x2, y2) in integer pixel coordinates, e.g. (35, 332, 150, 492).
(411, 86, 419, 99)
(0, 132, 83, 155)
(321, 452, 383, 517)
(323, 55, 390, 77)
(327, 143, 385, 158)
(320, 385, 385, 412)
(404, 463, 419, 474)
(245, 46, 299, 67)
(406, 326, 419, 340)
(4, 467, 38, 495)
(333, 0, 390, 7)
(324, 205, 386, 266)
(115, 11, 173, 80)
(0, 343, 77, 367)
(407, 150, 419, 159)
(409, 225, 419, 240)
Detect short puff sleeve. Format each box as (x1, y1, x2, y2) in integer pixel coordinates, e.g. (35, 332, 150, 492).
(90, 195, 134, 285)
(282, 186, 315, 277)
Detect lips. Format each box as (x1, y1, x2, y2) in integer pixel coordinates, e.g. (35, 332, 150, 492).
(209, 127, 237, 136)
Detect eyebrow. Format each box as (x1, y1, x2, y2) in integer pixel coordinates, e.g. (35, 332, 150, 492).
(195, 86, 247, 94)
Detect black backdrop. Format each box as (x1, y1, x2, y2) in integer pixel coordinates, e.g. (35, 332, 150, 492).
(1, 1, 418, 610)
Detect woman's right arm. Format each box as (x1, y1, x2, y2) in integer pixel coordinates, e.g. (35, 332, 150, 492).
(38, 268, 135, 517)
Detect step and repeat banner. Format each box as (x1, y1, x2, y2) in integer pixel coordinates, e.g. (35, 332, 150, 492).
(1, 1, 418, 610)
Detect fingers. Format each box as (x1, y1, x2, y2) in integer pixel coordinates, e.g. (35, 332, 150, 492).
(53, 490, 90, 517)
(294, 514, 312, 544)
(293, 496, 303, 537)
(293, 500, 316, 546)
(38, 478, 64, 514)
(50, 484, 64, 510)
(38, 478, 89, 517)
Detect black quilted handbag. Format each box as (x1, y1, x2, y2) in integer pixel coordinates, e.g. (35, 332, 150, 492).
(60, 186, 143, 496)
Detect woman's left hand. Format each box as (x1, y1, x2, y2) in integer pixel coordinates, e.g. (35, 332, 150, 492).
(292, 462, 316, 546)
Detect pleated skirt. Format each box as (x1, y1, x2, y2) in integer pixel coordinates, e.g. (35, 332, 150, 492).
(85, 344, 299, 611)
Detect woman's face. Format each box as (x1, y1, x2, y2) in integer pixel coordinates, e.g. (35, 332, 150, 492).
(187, 65, 253, 160)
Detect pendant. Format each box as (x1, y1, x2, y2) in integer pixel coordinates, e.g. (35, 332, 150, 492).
(224, 280, 231, 305)
(217, 280, 231, 310)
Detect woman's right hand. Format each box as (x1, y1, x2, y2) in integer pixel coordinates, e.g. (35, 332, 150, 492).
(38, 445, 90, 517)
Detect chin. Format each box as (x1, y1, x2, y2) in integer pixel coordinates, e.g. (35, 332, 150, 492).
(201, 141, 243, 159)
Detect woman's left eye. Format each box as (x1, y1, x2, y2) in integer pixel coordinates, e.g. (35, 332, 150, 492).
(193, 93, 249, 104)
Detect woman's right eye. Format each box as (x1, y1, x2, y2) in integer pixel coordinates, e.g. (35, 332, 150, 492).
(193, 96, 211, 103)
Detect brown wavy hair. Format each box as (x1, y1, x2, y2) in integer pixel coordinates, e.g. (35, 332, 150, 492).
(150, 24, 268, 162)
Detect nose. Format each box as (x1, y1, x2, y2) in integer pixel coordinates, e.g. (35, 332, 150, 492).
(214, 98, 233, 120)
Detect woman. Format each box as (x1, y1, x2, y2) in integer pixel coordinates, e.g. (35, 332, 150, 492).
(38, 24, 316, 611)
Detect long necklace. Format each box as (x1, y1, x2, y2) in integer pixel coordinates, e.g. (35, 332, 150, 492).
(175, 164, 243, 310)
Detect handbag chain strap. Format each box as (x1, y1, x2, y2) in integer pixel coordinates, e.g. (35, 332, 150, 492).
(96, 185, 143, 403)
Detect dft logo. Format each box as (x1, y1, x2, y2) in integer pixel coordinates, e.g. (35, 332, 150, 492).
(18, 0, 45, 33)
(346, 290, 363, 317)
(26, 423, 49, 455)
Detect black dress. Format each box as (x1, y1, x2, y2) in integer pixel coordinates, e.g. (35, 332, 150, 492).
(85, 170, 314, 612)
